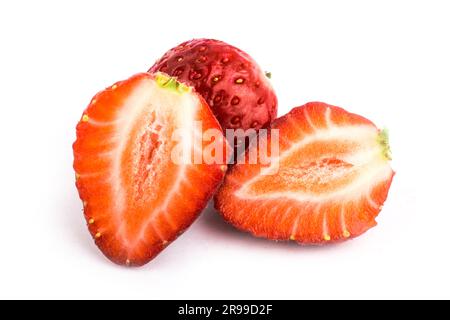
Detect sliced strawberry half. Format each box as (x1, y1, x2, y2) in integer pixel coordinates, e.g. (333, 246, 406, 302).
(215, 102, 395, 244)
(73, 73, 228, 266)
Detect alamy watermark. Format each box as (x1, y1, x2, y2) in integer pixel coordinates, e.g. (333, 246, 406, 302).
(169, 121, 280, 175)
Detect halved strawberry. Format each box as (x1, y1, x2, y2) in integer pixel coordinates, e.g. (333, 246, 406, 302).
(215, 102, 395, 243)
(73, 73, 228, 266)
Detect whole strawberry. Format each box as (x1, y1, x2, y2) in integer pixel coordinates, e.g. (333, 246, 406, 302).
(149, 39, 278, 136)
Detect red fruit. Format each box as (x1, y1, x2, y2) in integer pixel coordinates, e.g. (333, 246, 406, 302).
(73, 73, 228, 266)
(215, 102, 395, 244)
(149, 39, 278, 135)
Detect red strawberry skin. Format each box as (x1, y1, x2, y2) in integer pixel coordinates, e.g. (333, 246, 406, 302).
(149, 39, 278, 134)
(215, 102, 395, 244)
(73, 73, 228, 266)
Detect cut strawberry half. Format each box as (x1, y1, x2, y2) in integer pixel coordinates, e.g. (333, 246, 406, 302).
(215, 102, 395, 243)
(73, 73, 228, 266)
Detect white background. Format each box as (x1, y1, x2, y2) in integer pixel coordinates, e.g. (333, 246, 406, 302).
(0, 0, 449, 299)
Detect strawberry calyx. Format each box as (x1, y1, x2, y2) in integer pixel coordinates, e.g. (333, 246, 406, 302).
(377, 128, 392, 161)
(155, 72, 191, 94)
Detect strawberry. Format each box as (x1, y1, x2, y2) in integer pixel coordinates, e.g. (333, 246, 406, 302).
(214, 102, 395, 244)
(73, 73, 228, 266)
(149, 39, 278, 137)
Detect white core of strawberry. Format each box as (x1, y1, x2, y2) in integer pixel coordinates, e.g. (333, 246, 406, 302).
(107, 77, 199, 247)
(237, 124, 393, 204)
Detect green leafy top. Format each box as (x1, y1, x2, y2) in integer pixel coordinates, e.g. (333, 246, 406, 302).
(377, 128, 392, 161)
(155, 73, 191, 94)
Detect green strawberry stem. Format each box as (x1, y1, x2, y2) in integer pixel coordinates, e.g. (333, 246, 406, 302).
(155, 73, 190, 94)
(378, 128, 392, 161)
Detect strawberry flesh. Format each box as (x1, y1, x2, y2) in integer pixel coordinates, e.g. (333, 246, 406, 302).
(73, 73, 227, 266)
(215, 102, 395, 243)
